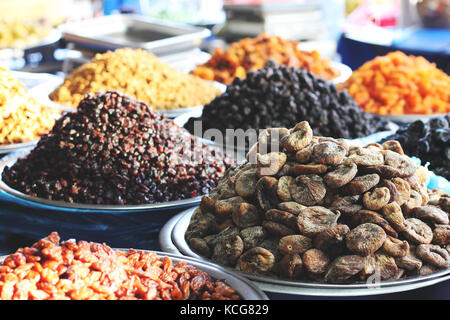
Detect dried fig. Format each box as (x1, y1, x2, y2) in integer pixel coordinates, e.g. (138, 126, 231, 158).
(439, 196, 450, 213)
(346, 223, 387, 256)
(382, 140, 404, 154)
(362, 187, 390, 211)
(297, 206, 340, 237)
(292, 163, 328, 175)
(189, 238, 211, 257)
(403, 218, 433, 244)
(279, 235, 312, 255)
(215, 196, 245, 219)
(277, 176, 295, 202)
(410, 206, 449, 225)
(382, 235, 409, 258)
(351, 210, 398, 238)
(433, 225, 450, 246)
(256, 152, 287, 176)
(279, 254, 303, 279)
(211, 234, 244, 266)
(324, 255, 365, 284)
(390, 178, 411, 206)
(381, 202, 407, 233)
(265, 209, 298, 230)
(395, 247, 422, 271)
(373, 253, 399, 281)
(323, 162, 358, 189)
(232, 202, 261, 228)
(342, 174, 380, 196)
(313, 224, 350, 253)
(290, 174, 327, 206)
(240, 226, 266, 250)
(277, 202, 306, 215)
(255, 176, 279, 211)
(402, 190, 423, 214)
(416, 244, 450, 268)
(383, 150, 416, 178)
(262, 220, 295, 236)
(418, 264, 439, 276)
(295, 144, 314, 163)
(312, 141, 347, 165)
(303, 249, 330, 275)
(330, 195, 361, 207)
(239, 247, 275, 275)
(347, 147, 384, 166)
(280, 121, 313, 152)
(235, 167, 259, 198)
(362, 164, 402, 179)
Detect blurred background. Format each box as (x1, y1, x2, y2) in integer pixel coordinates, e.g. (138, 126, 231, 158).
(0, 0, 448, 73)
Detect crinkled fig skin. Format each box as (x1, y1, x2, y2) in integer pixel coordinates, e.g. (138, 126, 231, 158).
(290, 175, 327, 206)
(345, 223, 387, 256)
(297, 206, 340, 237)
(279, 234, 312, 255)
(416, 244, 450, 268)
(279, 254, 303, 279)
(325, 255, 365, 284)
(239, 247, 275, 275)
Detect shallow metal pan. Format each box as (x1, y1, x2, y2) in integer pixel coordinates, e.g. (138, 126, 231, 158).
(59, 14, 210, 56)
(160, 207, 450, 297)
(0, 250, 268, 300)
(0, 154, 202, 213)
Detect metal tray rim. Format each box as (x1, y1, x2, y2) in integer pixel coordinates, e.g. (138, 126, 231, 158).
(0, 154, 202, 213)
(164, 207, 450, 295)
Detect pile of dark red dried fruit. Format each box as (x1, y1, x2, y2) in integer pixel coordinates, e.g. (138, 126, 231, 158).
(381, 116, 450, 180)
(0, 232, 242, 300)
(186, 121, 450, 284)
(2, 91, 234, 205)
(185, 61, 393, 148)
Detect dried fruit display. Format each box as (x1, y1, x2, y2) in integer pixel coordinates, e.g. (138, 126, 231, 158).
(2, 91, 234, 205)
(0, 232, 242, 300)
(190, 33, 340, 85)
(185, 121, 450, 284)
(49, 48, 221, 110)
(185, 61, 392, 148)
(339, 51, 450, 115)
(0, 67, 59, 145)
(381, 116, 450, 180)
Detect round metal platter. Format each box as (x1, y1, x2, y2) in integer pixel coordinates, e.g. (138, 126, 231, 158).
(330, 61, 352, 84)
(160, 207, 450, 297)
(0, 140, 37, 155)
(0, 154, 202, 213)
(0, 250, 268, 300)
(372, 113, 449, 123)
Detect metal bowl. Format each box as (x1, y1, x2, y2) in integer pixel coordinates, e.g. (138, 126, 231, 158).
(160, 207, 450, 297)
(0, 153, 202, 213)
(0, 250, 268, 300)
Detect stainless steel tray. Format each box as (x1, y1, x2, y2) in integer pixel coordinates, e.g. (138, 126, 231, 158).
(0, 154, 201, 212)
(38, 73, 225, 119)
(58, 14, 210, 56)
(0, 250, 268, 300)
(160, 207, 450, 297)
(0, 141, 37, 155)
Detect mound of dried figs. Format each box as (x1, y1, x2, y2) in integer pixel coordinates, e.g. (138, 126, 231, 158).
(185, 121, 450, 284)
